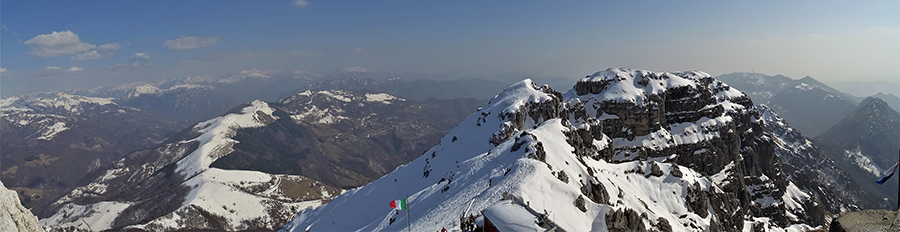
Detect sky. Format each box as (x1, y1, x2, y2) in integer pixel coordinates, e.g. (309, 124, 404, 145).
(1, 1, 898, 96)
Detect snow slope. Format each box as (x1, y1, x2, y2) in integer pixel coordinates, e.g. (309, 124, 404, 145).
(281, 68, 828, 232)
(41, 100, 340, 231)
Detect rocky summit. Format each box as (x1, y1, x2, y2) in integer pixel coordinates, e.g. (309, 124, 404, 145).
(281, 68, 847, 232)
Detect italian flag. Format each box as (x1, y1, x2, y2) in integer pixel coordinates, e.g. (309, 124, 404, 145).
(389, 199, 408, 210)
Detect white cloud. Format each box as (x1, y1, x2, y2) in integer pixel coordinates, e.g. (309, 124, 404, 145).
(98, 43, 121, 51)
(163, 36, 219, 50)
(45, 66, 61, 70)
(0, 67, 7, 73)
(67, 66, 84, 72)
(292, 0, 310, 8)
(131, 52, 152, 60)
(355, 47, 367, 54)
(71, 50, 110, 61)
(24, 31, 97, 57)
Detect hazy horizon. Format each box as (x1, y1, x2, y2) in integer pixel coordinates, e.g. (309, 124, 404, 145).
(2, 1, 898, 96)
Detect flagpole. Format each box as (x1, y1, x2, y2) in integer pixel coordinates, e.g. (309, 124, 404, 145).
(406, 195, 411, 232)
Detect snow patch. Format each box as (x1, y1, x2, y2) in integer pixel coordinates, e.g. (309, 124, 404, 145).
(365, 93, 404, 104)
(37, 121, 68, 140)
(41, 201, 132, 231)
(845, 149, 880, 176)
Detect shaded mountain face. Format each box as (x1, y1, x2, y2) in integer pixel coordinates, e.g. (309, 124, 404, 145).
(41, 90, 483, 231)
(757, 105, 885, 210)
(862, 92, 900, 113)
(0, 93, 179, 213)
(211, 90, 485, 188)
(816, 97, 900, 206)
(282, 68, 848, 232)
(718, 73, 858, 137)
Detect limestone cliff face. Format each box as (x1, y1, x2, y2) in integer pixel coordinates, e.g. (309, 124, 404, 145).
(482, 68, 833, 230)
(1, 180, 44, 232)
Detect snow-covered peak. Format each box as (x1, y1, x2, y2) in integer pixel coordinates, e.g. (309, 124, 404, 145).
(179, 100, 278, 176)
(42, 92, 115, 109)
(218, 68, 273, 83)
(580, 68, 710, 83)
(240, 68, 272, 78)
(573, 68, 714, 105)
(485, 79, 555, 115)
(127, 84, 163, 98)
(121, 82, 214, 101)
(282, 90, 407, 125)
(1, 92, 115, 115)
(288, 90, 406, 105)
(281, 68, 824, 232)
(339, 66, 376, 73)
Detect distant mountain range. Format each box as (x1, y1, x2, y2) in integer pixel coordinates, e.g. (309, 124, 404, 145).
(39, 90, 482, 231)
(829, 80, 900, 101)
(301, 77, 511, 101)
(62, 68, 526, 125)
(717, 73, 860, 137)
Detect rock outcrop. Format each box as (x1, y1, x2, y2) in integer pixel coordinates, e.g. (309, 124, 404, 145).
(1, 180, 44, 232)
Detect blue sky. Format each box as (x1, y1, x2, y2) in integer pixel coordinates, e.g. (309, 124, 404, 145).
(1, 1, 898, 95)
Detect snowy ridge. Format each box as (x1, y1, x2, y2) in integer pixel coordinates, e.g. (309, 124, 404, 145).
(42, 100, 340, 232)
(281, 68, 825, 232)
(1, 92, 114, 115)
(284, 90, 405, 124)
(123, 83, 214, 100)
(218, 68, 272, 83)
(1, 93, 121, 141)
(756, 104, 873, 212)
(174, 100, 278, 177)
